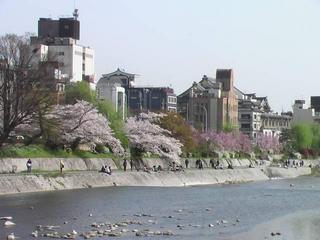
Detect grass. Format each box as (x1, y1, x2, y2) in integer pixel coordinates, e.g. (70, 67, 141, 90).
(0, 144, 118, 159)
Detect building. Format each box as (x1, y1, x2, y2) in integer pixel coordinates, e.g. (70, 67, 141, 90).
(261, 112, 292, 137)
(127, 87, 177, 114)
(311, 96, 320, 114)
(237, 90, 291, 139)
(177, 69, 238, 132)
(30, 9, 95, 100)
(292, 99, 320, 124)
(97, 68, 177, 115)
(292, 100, 315, 124)
(237, 92, 270, 139)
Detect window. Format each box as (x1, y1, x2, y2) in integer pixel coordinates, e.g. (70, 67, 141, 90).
(58, 52, 64, 56)
(254, 124, 257, 129)
(241, 123, 250, 129)
(241, 114, 251, 119)
(167, 96, 177, 104)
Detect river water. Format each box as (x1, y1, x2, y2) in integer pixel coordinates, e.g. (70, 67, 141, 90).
(1, 176, 320, 240)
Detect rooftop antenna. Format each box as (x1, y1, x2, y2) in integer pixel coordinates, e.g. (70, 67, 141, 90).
(73, 8, 79, 20)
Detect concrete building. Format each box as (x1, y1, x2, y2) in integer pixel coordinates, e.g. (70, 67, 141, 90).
(127, 87, 177, 114)
(261, 112, 292, 137)
(97, 68, 177, 115)
(311, 96, 320, 114)
(30, 9, 95, 100)
(236, 90, 291, 139)
(177, 69, 238, 132)
(292, 100, 315, 124)
(237, 93, 270, 139)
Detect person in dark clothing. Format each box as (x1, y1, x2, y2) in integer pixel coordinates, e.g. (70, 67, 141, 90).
(196, 159, 200, 169)
(210, 159, 214, 168)
(216, 159, 220, 169)
(185, 159, 189, 169)
(130, 159, 133, 171)
(123, 159, 127, 171)
(199, 160, 203, 170)
(26, 159, 32, 173)
(100, 165, 106, 173)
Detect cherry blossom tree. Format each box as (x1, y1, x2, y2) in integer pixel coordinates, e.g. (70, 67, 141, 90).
(200, 131, 252, 153)
(256, 133, 282, 154)
(15, 101, 124, 155)
(125, 112, 182, 160)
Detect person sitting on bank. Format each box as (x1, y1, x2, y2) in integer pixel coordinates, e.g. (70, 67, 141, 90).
(106, 166, 112, 175)
(100, 165, 106, 173)
(157, 165, 162, 171)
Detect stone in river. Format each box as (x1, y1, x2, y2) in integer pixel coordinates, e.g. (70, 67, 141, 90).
(4, 221, 16, 227)
(208, 224, 214, 227)
(0, 216, 13, 220)
(7, 233, 16, 240)
(31, 230, 38, 237)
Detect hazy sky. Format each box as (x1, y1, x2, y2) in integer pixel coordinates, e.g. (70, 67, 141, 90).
(1, 0, 320, 112)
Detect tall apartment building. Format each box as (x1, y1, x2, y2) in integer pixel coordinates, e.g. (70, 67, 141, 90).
(177, 69, 238, 132)
(30, 9, 95, 101)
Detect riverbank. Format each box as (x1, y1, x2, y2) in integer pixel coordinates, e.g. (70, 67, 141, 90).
(0, 167, 311, 195)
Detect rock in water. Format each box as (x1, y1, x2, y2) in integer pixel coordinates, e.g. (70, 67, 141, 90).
(0, 216, 13, 220)
(7, 233, 15, 240)
(4, 221, 16, 227)
(208, 224, 214, 227)
(31, 230, 38, 237)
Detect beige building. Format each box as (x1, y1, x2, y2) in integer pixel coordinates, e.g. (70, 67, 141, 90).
(178, 69, 238, 132)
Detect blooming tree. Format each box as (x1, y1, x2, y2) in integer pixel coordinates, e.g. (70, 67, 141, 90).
(200, 131, 252, 153)
(256, 133, 282, 154)
(15, 101, 124, 155)
(125, 112, 182, 160)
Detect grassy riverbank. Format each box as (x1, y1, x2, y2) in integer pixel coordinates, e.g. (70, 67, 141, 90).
(0, 144, 117, 158)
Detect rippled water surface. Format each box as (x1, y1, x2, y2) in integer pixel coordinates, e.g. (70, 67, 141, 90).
(1, 176, 320, 239)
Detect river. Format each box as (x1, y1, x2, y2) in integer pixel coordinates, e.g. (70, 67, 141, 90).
(1, 176, 320, 239)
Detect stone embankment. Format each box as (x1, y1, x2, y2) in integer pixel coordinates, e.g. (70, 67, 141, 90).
(0, 157, 312, 195)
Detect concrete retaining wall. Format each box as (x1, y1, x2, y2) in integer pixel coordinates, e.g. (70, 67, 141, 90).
(0, 166, 312, 195)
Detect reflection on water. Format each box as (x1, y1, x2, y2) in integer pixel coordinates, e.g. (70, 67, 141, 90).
(0, 176, 320, 239)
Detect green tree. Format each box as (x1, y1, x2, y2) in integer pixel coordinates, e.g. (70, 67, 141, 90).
(290, 123, 313, 151)
(97, 100, 129, 148)
(223, 121, 235, 133)
(160, 112, 196, 153)
(65, 81, 96, 104)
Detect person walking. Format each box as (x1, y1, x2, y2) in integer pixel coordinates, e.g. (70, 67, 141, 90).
(26, 159, 32, 173)
(185, 158, 189, 169)
(60, 160, 64, 174)
(123, 159, 127, 171)
(130, 159, 133, 171)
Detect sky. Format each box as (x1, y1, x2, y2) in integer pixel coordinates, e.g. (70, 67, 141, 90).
(1, 0, 320, 112)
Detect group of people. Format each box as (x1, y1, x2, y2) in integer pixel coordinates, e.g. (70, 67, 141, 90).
(100, 165, 112, 175)
(122, 159, 135, 171)
(284, 159, 304, 168)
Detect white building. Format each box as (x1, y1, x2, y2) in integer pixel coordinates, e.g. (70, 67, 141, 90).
(292, 100, 315, 124)
(96, 81, 126, 120)
(32, 37, 94, 84)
